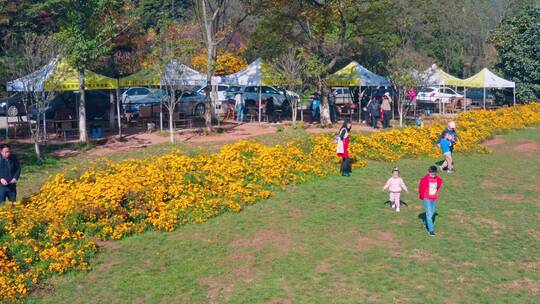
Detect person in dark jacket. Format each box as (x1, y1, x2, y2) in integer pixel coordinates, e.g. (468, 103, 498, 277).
(328, 91, 337, 123)
(0, 144, 21, 203)
(368, 97, 381, 129)
(265, 97, 277, 123)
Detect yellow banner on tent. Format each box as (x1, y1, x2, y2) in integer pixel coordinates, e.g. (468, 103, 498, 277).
(118, 65, 163, 87)
(436, 68, 466, 87)
(44, 59, 117, 91)
(326, 62, 360, 86)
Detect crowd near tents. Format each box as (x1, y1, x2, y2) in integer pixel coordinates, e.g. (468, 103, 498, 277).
(4, 56, 517, 135)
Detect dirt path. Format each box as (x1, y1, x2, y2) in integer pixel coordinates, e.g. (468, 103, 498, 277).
(53, 121, 376, 157)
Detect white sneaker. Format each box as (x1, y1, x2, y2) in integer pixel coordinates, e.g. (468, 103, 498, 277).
(391, 204, 396, 208)
(396, 208, 400, 212)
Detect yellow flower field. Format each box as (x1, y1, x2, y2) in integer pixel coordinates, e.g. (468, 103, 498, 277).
(1, 103, 540, 301)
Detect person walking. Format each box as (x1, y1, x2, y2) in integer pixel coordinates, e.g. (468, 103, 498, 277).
(360, 93, 370, 124)
(336, 119, 352, 176)
(439, 132, 455, 173)
(0, 144, 21, 203)
(381, 92, 392, 128)
(234, 92, 245, 122)
(265, 97, 277, 123)
(311, 93, 321, 124)
(383, 167, 409, 212)
(368, 97, 381, 129)
(328, 91, 337, 123)
(437, 121, 458, 169)
(438, 121, 458, 152)
(418, 166, 444, 236)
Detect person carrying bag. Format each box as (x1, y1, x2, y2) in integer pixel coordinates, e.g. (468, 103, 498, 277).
(336, 119, 353, 176)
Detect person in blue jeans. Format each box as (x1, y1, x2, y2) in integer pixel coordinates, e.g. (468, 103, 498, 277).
(418, 166, 444, 236)
(234, 93, 245, 122)
(439, 132, 454, 173)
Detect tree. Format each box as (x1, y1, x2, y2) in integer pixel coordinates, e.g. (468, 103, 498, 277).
(265, 0, 355, 126)
(191, 50, 248, 75)
(388, 47, 429, 127)
(270, 49, 304, 125)
(194, 0, 259, 132)
(156, 24, 196, 143)
(490, 5, 540, 102)
(4, 34, 60, 161)
(36, 0, 116, 142)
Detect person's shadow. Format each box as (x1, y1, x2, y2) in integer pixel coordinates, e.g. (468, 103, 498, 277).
(383, 200, 408, 207)
(418, 212, 439, 230)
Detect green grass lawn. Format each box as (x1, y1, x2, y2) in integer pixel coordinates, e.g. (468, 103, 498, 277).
(29, 128, 540, 303)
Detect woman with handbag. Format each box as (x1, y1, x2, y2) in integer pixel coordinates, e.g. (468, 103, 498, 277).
(336, 119, 353, 176)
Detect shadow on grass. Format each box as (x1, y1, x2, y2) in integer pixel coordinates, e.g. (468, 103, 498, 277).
(418, 212, 439, 230)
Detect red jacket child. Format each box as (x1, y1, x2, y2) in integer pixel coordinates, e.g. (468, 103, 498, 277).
(418, 173, 443, 201)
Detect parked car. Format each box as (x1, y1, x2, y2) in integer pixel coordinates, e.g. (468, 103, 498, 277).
(197, 85, 230, 104)
(28, 91, 111, 121)
(416, 87, 463, 103)
(332, 87, 354, 104)
(121, 87, 154, 104)
(175, 90, 207, 116)
(464, 88, 494, 105)
(123, 89, 168, 114)
(0, 93, 27, 117)
(244, 86, 290, 109)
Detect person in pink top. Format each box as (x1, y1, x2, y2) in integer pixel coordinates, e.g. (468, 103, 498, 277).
(382, 167, 408, 212)
(408, 87, 416, 104)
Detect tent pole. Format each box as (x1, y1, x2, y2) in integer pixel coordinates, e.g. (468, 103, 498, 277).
(115, 86, 122, 138)
(358, 85, 361, 123)
(463, 88, 467, 112)
(258, 86, 262, 124)
(483, 87, 486, 110)
(513, 88, 516, 106)
(159, 84, 163, 132)
(4, 114, 8, 140)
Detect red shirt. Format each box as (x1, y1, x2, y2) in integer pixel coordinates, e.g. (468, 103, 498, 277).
(418, 175, 443, 200)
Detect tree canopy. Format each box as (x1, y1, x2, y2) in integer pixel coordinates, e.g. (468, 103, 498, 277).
(0, 0, 538, 100)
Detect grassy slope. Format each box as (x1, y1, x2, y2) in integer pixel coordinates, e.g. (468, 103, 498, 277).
(31, 128, 540, 304)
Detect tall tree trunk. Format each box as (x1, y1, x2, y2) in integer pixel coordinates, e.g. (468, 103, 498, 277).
(169, 89, 176, 143)
(78, 70, 88, 143)
(319, 82, 332, 126)
(109, 91, 116, 130)
(202, 0, 215, 133)
(22, 97, 43, 161)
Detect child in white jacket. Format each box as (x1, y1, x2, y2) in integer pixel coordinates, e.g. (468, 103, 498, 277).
(383, 167, 409, 212)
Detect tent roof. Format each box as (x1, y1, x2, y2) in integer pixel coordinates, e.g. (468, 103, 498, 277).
(326, 61, 391, 87)
(118, 61, 218, 87)
(7, 58, 117, 92)
(220, 58, 296, 86)
(462, 68, 515, 88)
(418, 64, 465, 87)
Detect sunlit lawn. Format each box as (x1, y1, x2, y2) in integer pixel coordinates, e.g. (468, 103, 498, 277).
(27, 127, 540, 303)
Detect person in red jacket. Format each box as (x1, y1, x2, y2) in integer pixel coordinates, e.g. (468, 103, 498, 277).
(418, 166, 444, 236)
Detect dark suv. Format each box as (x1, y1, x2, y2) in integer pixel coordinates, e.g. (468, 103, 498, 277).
(0, 93, 27, 117)
(28, 90, 112, 121)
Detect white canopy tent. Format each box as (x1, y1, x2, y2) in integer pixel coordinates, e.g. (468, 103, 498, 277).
(221, 58, 285, 123)
(416, 64, 466, 87)
(461, 68, 516, 108)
